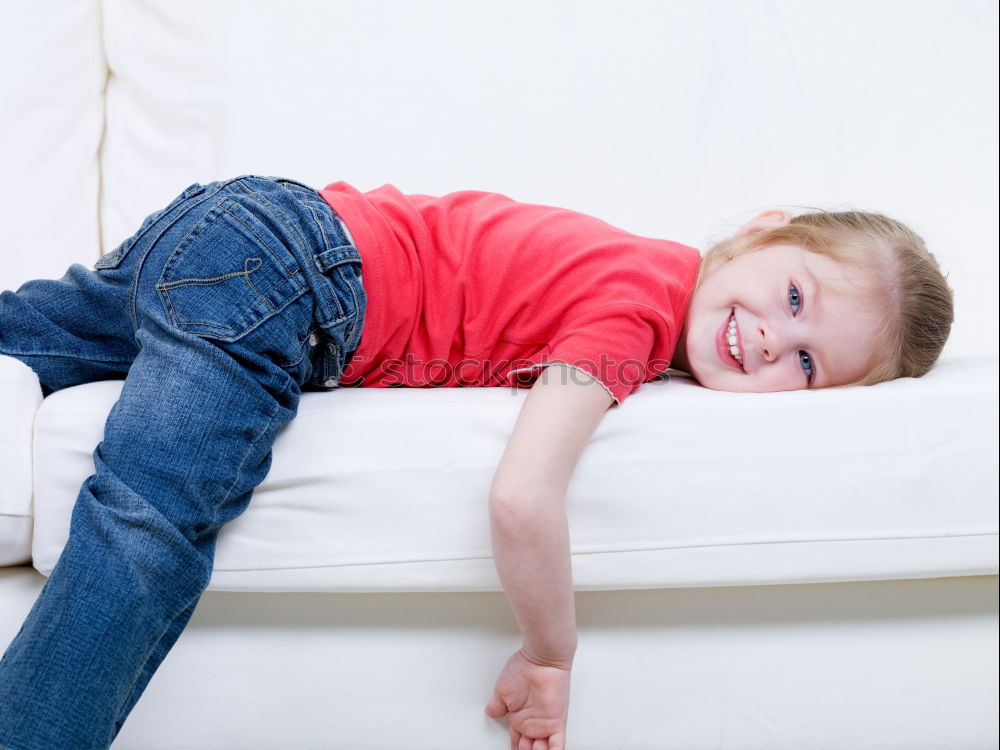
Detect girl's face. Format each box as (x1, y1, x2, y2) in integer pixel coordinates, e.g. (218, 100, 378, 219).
(674, 211, 884, 392)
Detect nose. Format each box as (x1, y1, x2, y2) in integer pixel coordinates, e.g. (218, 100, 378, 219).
(759, 325, 774, 362)
(758, 321, 789, 363)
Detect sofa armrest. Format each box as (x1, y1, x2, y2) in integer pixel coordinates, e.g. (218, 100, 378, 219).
(0, 355, 43, 566)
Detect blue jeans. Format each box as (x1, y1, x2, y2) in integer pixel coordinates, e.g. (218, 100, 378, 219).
(0, 175, 366, 749)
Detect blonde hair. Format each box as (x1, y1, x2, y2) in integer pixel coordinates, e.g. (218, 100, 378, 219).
(699, 210, 954, 387)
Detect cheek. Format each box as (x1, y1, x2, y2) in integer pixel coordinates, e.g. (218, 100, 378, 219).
(689, 290, 728, 337)
(696, 269, 736, 304)
(729, 363, 802, 393)
(758, 363, 805, 392)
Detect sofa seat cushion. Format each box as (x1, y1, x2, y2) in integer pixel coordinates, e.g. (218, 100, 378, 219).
(0, 356, 44, 565)
(29, 356, 998, 592)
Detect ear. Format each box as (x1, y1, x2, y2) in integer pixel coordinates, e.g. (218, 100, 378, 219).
(734, 209, 792, 238)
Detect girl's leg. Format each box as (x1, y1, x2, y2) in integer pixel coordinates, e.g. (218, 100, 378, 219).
(0, 176, 365, 749)
(0, 183, 195, 395)
(110, 178, 365, 733)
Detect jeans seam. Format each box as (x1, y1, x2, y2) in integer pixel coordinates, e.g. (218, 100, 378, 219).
(275, 179, 360, 334)
(230, 181, 312, 268)
(128, 187, 230, 334)
(219, 191, 303, 282)
(303, 202, 349, 323)
(227, 181, 333, 321)
(265, 179, 357, 328)
(6, 350, 135, 367)
(154, 195, 313, 333)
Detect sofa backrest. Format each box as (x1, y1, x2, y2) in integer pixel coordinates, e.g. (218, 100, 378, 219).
(0, 0, 105, 291)
(3, 1, 995, 359)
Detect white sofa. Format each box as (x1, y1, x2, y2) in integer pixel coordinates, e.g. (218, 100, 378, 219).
(2, 2, 998, 748)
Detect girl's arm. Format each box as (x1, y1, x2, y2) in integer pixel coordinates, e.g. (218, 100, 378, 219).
(486, 363, 613, 750)
(489, 363, 612, 662)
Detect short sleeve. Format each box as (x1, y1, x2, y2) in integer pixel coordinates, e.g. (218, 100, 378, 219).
(507, 304, 672, 406)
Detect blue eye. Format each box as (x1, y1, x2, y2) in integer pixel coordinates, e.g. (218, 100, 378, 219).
(799, 350, 814, 382)
(789, 284, 802, 314)
(789, 284, 814, 385)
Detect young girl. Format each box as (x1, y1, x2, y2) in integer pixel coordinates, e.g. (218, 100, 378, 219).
(0, 175, 953, 750)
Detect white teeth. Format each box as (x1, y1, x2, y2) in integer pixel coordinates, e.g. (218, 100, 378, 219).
(727, 314, 743, 362)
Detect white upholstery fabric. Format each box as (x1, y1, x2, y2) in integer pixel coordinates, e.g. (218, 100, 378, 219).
(3, 565, 997, 749)
(0, 0, 104, 293)
(0, 357, 43, 566)
(96, 0, 998, 361)
(30, 355, 999, 591)
(2, 2, 998, 746)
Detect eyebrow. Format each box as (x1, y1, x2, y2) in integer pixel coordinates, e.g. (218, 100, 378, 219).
(802, 261, 825, 390)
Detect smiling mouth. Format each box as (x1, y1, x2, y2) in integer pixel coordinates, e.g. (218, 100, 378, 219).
(727, 313, 743, 363)
(717, 310, 745, 372)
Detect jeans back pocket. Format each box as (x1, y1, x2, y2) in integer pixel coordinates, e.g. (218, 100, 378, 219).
(155, 196, 309, 343)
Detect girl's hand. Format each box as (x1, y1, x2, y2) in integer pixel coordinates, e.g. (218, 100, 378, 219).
(485, 647, 572, 750)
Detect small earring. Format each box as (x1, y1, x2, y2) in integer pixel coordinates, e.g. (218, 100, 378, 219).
(726, 254, 734, 262)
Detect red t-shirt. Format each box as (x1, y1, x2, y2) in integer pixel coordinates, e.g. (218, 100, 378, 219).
(318, 182, 701, 406)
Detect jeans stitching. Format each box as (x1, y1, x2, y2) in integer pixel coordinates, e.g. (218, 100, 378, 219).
(220, 189, 304, 283)
(239, 179, 350, 326)
(167, 177, 358, 383)
(230, 181, 312, 274)
(8, 350, 136, 367)
(156, 192, 314, 330)
(240, 258, 275, 313)
(99, 181, 212, 271)
(266, 180, 359, 330)
(156, 257, 271, 332)
(152, 201, 227, 330)
(303, 202, 349, 323)
(155, 257, 265, 292)
(131, 192, 223, 334)
(256, 186, 345, 325)
(225, 182, 338, 331)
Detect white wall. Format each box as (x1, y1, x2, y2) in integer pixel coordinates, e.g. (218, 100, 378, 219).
(3, 0, 997, 357)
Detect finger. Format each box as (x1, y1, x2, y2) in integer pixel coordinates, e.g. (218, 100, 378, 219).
(532, 738, 548, 750)
(510, 729, 521, 750)
(549, 731, 566, 750)
(486, 691, 508, 719)
(519, 735, 534, 750)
